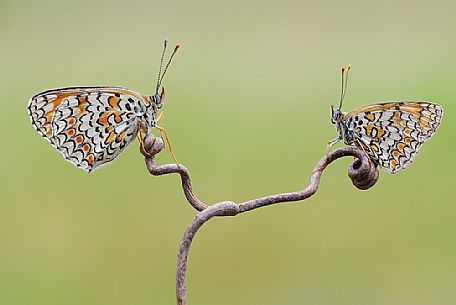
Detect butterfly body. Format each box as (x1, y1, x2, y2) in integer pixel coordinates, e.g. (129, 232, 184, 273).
(28, 86, 162, 172)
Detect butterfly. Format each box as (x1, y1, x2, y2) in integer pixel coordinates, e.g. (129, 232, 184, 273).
(27, 40, 180, 173)
(328, 65, 443, 174)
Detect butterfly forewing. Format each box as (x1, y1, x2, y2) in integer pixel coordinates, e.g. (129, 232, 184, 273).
(28, 87, 150, 172)
(343, 102, 443, 173)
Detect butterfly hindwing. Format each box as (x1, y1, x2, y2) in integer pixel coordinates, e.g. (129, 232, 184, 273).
(343, 102, 443, 173)
(28, 87, 150, 172)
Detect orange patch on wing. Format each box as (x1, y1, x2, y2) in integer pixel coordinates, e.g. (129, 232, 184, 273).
(376, 126, 385, 138)
(397, 143, 405, 153)
(108, 96, 121, 108)
(404, 137, 412, 144)
(114, 113, 122, 124)
(364, 125, 375, 136)
(83, 144, 90, 152)
(98, 111, 123, 126)
(98, 112, 115, 126)
(98, 113, 109, 126)
(404, 128, 411, 136)
(68, 117, 76, 125)
(116, 132, 126, 142)
(67, 128, 75, 136)
(366, 113, 375, 121)
(393, 112, 401, 119)
(87, 154, 94, 165)
(392, 150, 400, 159)
(78, 96, 88, 104)
(75, 135, 84, 144)
(106, 131, 116, 143)
(390, 159, 397, 170)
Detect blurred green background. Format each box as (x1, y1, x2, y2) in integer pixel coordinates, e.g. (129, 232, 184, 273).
(1, 0, 455, 304)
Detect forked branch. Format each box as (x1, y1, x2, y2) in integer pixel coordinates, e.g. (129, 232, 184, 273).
(140, 134, 379, 305)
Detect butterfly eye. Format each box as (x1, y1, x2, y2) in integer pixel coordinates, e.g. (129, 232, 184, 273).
(331, 107, 343, 124)
(152, 87, 165, 109)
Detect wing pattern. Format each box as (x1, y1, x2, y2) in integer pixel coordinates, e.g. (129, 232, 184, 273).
(27, 87, 151, 172)
(343, 102, 443, 173)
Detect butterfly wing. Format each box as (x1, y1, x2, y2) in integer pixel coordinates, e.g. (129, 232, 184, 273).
(343, 102, 443, 173)
(27, 87, 149, 172)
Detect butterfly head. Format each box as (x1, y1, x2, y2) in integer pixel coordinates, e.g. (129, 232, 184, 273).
(330, 105, 343, 124)
(151, 87, 165, 109)
(153, 39, 180, 109)
(331, 64, 351, 124)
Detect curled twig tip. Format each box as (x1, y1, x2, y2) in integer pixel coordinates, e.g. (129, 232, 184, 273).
(141, 134, 165, 157)
(348, 154, 379, 190)
(140, 133, 208, 212)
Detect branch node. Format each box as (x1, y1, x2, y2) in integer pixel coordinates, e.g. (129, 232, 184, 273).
(211, 201, 240, 217)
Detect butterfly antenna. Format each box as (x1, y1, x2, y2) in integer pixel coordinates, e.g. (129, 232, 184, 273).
(339, 66, 345, 110)
(159, 44, 180, 85)
(156, 39, 168, 93)
(341, 64, 351, 104)
(339, 64, 351, 110)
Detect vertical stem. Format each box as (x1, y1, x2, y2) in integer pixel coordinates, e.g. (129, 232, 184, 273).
(176, 202, 239, 305)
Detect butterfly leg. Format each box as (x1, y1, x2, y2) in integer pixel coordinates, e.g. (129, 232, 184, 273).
(326, 136, 341, 154)
(137, 121, 152, 157)
(155, 125, 180, 167)
(156, 111, 167, 149)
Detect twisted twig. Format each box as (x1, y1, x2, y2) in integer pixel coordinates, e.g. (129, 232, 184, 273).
(141, 134, 379, 305)
(141, 136, 208, 211)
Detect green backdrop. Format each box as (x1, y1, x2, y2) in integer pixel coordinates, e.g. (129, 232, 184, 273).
(1, 0, 455, 304)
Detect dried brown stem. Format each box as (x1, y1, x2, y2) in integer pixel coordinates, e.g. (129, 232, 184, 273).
(141, 135, 208, 211)
(140, 134, 379, 305)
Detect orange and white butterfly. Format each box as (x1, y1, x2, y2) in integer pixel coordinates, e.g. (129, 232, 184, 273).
(27, 40, 179, 172)
(328, 65, 443, 174)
